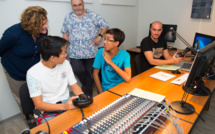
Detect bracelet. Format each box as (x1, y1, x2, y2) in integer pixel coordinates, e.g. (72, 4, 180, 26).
(98, 33, 103, 37)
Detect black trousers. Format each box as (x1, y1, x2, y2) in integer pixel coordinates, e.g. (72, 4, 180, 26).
(70, 58, 94, 97)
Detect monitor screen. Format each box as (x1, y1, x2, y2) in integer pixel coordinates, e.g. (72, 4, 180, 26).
(192, 32, 215, 52)
(183, 41, 215, 96)
(149, 24, 177, 42)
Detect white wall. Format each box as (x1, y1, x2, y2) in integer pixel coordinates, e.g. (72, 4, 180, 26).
(0, 0, 138, 121)
(0, 63, 20, 121)
(137, 0, 215, 49)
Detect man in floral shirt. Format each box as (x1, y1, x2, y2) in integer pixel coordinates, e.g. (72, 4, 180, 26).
(61, 0, 109, 97)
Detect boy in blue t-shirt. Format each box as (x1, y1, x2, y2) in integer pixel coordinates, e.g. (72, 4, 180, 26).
(93, 28, 131, 93)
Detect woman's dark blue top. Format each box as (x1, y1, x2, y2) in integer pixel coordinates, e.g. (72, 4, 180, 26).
(0, 23, 46, 81)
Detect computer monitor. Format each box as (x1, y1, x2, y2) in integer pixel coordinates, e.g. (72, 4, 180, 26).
(149, 24, 177, 42)
(192, 32, 215, 52)
(183, 40, 215, 96)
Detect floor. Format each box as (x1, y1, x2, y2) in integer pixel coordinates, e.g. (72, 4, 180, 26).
(0, 87, 215, 134)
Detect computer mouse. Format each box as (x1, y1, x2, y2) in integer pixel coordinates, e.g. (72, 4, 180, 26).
(172, 70, 181, 74)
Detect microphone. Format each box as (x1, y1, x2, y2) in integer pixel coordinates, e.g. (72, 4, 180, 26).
(33, 109, 50, 134)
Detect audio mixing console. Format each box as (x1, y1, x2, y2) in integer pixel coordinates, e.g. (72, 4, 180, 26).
(61, 94, 170, 134)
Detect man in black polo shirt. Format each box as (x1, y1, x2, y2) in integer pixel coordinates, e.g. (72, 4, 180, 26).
(140, 21, 182, 72)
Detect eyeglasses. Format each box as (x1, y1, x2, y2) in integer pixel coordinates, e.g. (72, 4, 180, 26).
(104, 38, 115, 42)
(72, 3, 83, 8)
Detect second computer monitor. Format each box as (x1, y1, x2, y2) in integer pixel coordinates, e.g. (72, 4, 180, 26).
(192, 32, 215, 52)
(183, 40, 215, 96)
(149, 23, 177, 42)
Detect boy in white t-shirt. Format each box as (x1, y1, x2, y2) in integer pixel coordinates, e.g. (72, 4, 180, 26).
(27, 35, 86, 125)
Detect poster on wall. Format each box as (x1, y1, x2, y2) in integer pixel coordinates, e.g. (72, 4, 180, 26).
(101, 0, 136, 6)
(27, 0, 93, 3)
(191, 0, 213, 19)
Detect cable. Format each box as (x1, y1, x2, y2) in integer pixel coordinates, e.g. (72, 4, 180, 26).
(33, 109, 50, 134)
(162, 99, 184, 133)
(107, 90, 122, 96)
(190, 108, 205, 123)
(206, 73, 215, 79)
(136, 120, 174, 134)
(138, 100, 184, 134)
(80, 108, 92, 134)
(172, 116, 193, 124)
(142, 115, 174, 134)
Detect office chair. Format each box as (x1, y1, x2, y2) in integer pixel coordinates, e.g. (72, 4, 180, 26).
(19, 83, 36, 129)
(135, 54, 143, 75)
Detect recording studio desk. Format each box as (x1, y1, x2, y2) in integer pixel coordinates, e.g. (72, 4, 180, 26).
(30, 67, 214, 134)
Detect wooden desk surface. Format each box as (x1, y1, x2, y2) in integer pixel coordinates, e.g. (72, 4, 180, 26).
(127, 47, 141, 53)
(30, 68, 214, 134)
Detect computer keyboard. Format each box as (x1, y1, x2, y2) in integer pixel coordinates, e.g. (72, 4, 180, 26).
(180, 62, 192, 71)
(185, 54, 195, 57)
(171, 73, 189, 85)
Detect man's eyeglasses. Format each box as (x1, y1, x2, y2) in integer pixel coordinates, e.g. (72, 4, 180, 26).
(104, 38, 115, 42)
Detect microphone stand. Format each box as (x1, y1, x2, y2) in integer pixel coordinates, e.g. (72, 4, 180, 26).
(174, 30, 197, 55)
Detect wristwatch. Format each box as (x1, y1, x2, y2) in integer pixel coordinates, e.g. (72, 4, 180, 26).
(98, 33, 103, 37)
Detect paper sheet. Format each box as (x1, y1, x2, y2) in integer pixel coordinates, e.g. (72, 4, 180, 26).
(171, 73, 189, 85)
(150, 71, 176, 81)
(129, 88, 165, 102)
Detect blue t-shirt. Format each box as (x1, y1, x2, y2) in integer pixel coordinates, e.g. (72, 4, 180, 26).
(93, 48, 131, 91)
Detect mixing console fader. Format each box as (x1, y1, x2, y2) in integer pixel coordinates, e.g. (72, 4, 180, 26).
(62, 94, 167, 134)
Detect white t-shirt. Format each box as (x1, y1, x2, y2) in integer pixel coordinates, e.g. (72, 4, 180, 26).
(27, 60, 77, 104)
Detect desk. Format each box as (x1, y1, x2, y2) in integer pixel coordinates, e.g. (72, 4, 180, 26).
(30, 67, 214, 134)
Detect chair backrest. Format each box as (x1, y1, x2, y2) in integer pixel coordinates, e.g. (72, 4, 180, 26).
(135, 54, 143, 75)
(19, 83, 35, 117)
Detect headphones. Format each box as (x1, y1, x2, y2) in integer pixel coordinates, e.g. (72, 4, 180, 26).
(73, 94, 93, 108)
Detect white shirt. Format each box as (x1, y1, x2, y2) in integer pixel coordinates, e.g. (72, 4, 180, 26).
(27, 60, 77, 104)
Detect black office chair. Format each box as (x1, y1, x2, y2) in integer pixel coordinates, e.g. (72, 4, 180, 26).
(19, 83, 36, 129)
(135, 54, 143, 75)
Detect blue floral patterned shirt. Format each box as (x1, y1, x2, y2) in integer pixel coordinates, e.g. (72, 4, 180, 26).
(61, 9, 110, 59)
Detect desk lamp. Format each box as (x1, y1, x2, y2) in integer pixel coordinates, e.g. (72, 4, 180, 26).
(165, 27, 195, 114)
(165, 27, 197, 56)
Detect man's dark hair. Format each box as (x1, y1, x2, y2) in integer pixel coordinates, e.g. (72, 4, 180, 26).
(39, 36, 68, 61)
(106, 28, 125, 47)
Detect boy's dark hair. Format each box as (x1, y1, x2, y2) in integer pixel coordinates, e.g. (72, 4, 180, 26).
(106, 28, 125, 47)
(39, 36, 68, 61)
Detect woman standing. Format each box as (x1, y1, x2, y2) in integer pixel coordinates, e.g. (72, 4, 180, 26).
(0, 6, 49, 106)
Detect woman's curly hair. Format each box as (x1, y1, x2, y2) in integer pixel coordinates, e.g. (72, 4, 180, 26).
(21, 6, 47, 37)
